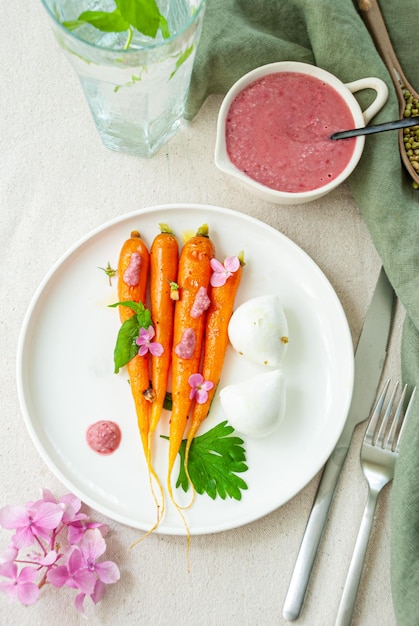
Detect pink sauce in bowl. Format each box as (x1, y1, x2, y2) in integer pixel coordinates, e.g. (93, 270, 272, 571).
(225, 72, 357, 193)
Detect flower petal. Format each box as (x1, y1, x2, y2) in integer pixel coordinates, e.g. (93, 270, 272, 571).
(31, 501, 63, 530)
(189, 373, 204, 388)
(73, 568, 97, 595)
(195, 389, 209, 404)
(0, 505, 28, 530)
(16, 581, 40, 606)
(224, 256, 240, 273)
(0, 580, 16, 602)
(74, 591, 86, 614)
(210, 271, 228, 287)
(91, 579, 106, 604)
(0, 547, 18, 564)
(149, 342, 164, 357)
(210, 258, 225, 273)
(94, 560, 120, 584)
(0, 561, 17, 579)
(80, 528, 106, 561)
(47, 565, 70, 588)
(12, 526, 36, 549)
(202, 380, 214, 392)
(17, 566, 38, 584)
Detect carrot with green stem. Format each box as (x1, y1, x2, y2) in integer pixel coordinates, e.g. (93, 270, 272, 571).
(116, 230, 151, 458)
(149, 224, 179, 436)
(168, 224, 215, 493)
(112, 230, 164, 533)
(184, 252, 245, 501)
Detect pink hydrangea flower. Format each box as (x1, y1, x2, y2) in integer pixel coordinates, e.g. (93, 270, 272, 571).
(48, 529, 120, 614)
(0, 501, 63, 549)
(188, 373, 214, 404)
(47, 546, 96, 595)
(0, 562, 40, 605)
(0, 490, 120, 614)
(136, 326, 164, 357)
(210, 256, 240, 287)
(78, 529, 120, 585)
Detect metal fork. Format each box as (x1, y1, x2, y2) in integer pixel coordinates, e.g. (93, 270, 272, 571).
(335, 380, 416, 626)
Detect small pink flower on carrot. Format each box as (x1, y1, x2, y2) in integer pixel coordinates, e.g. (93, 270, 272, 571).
(210, 256, 240, 287)
(188, 373, 214, 404)
(136, 326, 164, 357)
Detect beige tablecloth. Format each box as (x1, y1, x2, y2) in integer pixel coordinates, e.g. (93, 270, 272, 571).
(0, 2, 404, 625)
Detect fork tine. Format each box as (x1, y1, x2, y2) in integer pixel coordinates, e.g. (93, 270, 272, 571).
(365, 379, 390, 445)
(376, 382, 399, 447)
(394, 386, 417, 454)
(384, 384, 407, 450)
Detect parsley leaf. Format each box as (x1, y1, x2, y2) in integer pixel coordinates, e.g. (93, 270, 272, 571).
(109, 301, 152, 373)
(163, 421, 248, 500)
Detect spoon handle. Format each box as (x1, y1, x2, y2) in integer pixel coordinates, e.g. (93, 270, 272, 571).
(358, 0, 415, 109)
(331, 116, 419, 140)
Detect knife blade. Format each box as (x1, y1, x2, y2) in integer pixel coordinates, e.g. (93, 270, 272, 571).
(283, 266, 395, 621)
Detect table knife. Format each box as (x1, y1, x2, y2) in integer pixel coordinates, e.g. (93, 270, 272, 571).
(283, 267, 395, 621)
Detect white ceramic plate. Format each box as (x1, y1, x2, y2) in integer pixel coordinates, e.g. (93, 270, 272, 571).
(17, 204, 354, 535)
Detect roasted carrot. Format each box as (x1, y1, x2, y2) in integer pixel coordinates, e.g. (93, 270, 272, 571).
(117, 230, 151, 459)
(186, 252, 245, 455)
(149, 224, 179, 435)
(168, 224, 215, 487)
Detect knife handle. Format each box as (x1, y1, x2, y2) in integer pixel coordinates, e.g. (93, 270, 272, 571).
(282, 440, 350, 621)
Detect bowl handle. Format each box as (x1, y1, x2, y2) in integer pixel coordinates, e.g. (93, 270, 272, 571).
(345, 77, 389, 124)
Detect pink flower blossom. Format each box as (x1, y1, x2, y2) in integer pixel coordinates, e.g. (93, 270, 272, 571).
(0, 490, 120, 614)
(188, 373, 214, 404)
(210, 256, 240, 287)
(47, 546, 96, 595)
(47, 529, 120, 614)
(136, 326, 164, 357)
(0, 562, 40, 605)
(0, 501, 63, 549)
(78, 529, 120, 585)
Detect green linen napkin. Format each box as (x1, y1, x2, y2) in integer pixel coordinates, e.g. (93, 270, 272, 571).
(186, 1, 419, 623)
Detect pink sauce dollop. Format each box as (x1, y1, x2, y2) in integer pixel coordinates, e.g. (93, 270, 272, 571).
(123, 252, 141, 286)
(174, 328, 196, 359)
(86, 421, 121, 455)
(225, 72, 357, 193)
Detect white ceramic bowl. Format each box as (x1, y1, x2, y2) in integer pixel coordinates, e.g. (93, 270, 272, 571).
(215, 61, 388, 205)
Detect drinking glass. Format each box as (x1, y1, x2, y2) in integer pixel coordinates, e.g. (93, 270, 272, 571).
(41, 0, 206, 157)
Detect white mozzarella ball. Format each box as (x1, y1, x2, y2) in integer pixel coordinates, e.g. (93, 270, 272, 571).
(228, 295, 289, 366)
(219, 369, 286, 438)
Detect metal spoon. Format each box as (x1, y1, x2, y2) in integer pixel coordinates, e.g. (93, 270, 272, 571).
(358, 0, 419, 185)
(331, 116, 419, 140)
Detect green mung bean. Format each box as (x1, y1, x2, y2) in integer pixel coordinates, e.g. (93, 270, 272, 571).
(402, 88, 419, 187)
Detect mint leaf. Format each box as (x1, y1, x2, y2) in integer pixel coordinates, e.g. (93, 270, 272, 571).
(109, 301, 153, 372)
(64, 0, 170, 45)
(170, 45, 194, 79)
(117, 0, 161, 38)
(75, 9, 130, 32)
(159, 15, 170, 40)
(162, 421, 248, 500)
